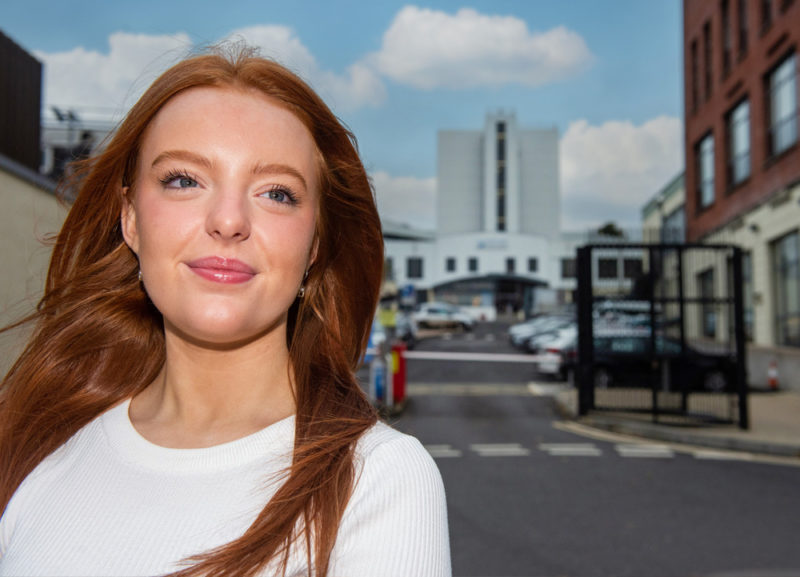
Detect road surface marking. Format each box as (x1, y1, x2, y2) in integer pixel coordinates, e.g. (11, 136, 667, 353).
(553, 421, 800, 468)
(528, 382, 570, 396)
(615, 444, 675, 458)
(424, 444, 463, 458)
(539, 443, 603, 457)
(693, 450, 754, 461)
(403, 351, 544, 363)
(470, 443, 531, 457)
(407, 383, 533, 396)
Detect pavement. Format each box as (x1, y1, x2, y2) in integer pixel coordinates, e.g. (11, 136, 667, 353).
(554, 386, 800, 458)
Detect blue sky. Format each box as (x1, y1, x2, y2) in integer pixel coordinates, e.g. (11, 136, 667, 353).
(3, 0, 684, 231)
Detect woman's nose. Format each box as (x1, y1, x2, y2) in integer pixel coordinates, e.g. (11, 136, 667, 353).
(205, 188, 251, 241)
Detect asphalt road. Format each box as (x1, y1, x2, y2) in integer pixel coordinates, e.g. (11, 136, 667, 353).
(385, 321, 800, 577)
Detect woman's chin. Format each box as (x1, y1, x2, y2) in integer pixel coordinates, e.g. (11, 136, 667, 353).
(163, 318, 287, 351)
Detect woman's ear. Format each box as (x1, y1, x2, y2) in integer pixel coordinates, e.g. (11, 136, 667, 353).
(120, 187, 139, 255)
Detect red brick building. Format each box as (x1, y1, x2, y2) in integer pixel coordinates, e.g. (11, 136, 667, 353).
(684, 0, 799, 242)
(683, 0, 800, 380)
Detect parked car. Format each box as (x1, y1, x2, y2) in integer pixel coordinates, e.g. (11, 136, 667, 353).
(413, 302, 475, 331)
(532, 326, 577, 380)
(508, 314, 573, 349)
(520, 317, 574, 352)
(588, 332, 738, 392)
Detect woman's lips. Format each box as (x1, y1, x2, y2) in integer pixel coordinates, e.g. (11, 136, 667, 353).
(185, 257, 256, 284)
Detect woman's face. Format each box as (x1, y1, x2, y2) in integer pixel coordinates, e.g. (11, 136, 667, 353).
(122, 86, 319, 348)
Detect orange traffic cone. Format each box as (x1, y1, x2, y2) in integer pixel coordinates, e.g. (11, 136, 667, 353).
(767, 360, 779, 390)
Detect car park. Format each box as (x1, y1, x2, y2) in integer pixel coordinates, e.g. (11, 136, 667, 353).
(413, 302, 475, 331)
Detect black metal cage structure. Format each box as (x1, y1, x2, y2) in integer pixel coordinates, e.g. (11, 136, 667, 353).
(576, 243, 748, 429)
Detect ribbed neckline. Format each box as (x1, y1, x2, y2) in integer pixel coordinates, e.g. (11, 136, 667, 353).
(100, 398, 296, 474)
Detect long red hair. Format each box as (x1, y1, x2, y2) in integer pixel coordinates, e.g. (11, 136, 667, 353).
(0, 45, 383, 576)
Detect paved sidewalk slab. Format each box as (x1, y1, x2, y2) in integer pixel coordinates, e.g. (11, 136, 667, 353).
(555, 388, 800, 458)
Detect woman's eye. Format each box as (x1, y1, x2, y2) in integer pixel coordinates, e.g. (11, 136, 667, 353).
(162, 174, 198, 189)
(262, 187, 297, 204)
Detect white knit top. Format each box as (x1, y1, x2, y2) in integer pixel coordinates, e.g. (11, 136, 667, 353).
(0, 399, 451, 576)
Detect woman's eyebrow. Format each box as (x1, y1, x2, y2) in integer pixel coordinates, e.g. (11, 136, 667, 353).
(150, 151, 308, 190)
(251, 162, 308, 190)
(151, 149, 213, 169)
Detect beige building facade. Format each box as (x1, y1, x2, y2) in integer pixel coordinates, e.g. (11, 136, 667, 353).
(0, 154, 66, 372)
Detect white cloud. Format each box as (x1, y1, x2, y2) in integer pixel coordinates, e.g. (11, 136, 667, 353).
(225, 25, 386, 111)
(560, 116, 684, 231)
(369, 6, 592, 89)
(371, 171, 436, 230)
(36, 32, 192, 122)
(36, 26, 386, 123)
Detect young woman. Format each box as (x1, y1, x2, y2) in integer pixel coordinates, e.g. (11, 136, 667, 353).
(0, 46, 450, 576)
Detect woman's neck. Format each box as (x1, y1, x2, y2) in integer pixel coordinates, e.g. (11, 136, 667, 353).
(128, 328, 296, 449)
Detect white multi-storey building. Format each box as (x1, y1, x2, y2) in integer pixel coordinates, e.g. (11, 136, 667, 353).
(384, 110, 586, 318)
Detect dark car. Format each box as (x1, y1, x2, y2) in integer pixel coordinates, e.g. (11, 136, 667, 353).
(587, 332, 738, 393)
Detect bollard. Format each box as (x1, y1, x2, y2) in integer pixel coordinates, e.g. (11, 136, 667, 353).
(391, 341, 407, 408)
(767, 359, 779, 390)
(368, 346, 386, 403)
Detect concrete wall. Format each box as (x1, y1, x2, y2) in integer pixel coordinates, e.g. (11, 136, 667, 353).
(0, 159, 66, 375)
(519, 128, 560, 241)
(437, 131, 483, 235)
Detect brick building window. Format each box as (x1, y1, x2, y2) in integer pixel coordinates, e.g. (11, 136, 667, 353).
(738, 0, 748, 57)
(727, 98, 751, 187)
(761, 0, 773, 33)
(696, 133, 715, 209)
(767, 52, 798, 158)
(722, 0, 732, 77)
(772, 231, 800, 347)
(407, 257, 423, 279)
(698, 268, 717, 339)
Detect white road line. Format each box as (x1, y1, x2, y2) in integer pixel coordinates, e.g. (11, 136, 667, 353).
(403, 351, 543, 363)
(553, 421, 800, 468)
(615, 444, 675, 458)
(424, 444, 463, 458)
(527, 383, 570, 397)
(470, 443, 531, 457)
(407, 383, 533, 396)
(693, 450, 754, 461)
(539, 443, 603, 457)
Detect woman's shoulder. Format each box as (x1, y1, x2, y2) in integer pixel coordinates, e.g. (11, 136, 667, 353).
(351, 420, 444, 498)
(331, 421, 451, 575)
(354, 421, 432, 468)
